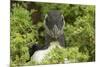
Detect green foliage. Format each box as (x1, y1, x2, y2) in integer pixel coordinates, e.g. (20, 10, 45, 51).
(42, 47, 89, 64)
(10, 1, 95, 66)
(64, 5, 95, 61)
(10, 3, 37, 66)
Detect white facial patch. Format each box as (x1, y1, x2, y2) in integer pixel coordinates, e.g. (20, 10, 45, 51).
(44, 14, 65, 39)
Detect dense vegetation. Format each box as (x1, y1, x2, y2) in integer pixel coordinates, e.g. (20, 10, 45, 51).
(10, 1, 95, 66)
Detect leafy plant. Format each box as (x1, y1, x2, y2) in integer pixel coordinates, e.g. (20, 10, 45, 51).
(10, 1, 95, 66)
